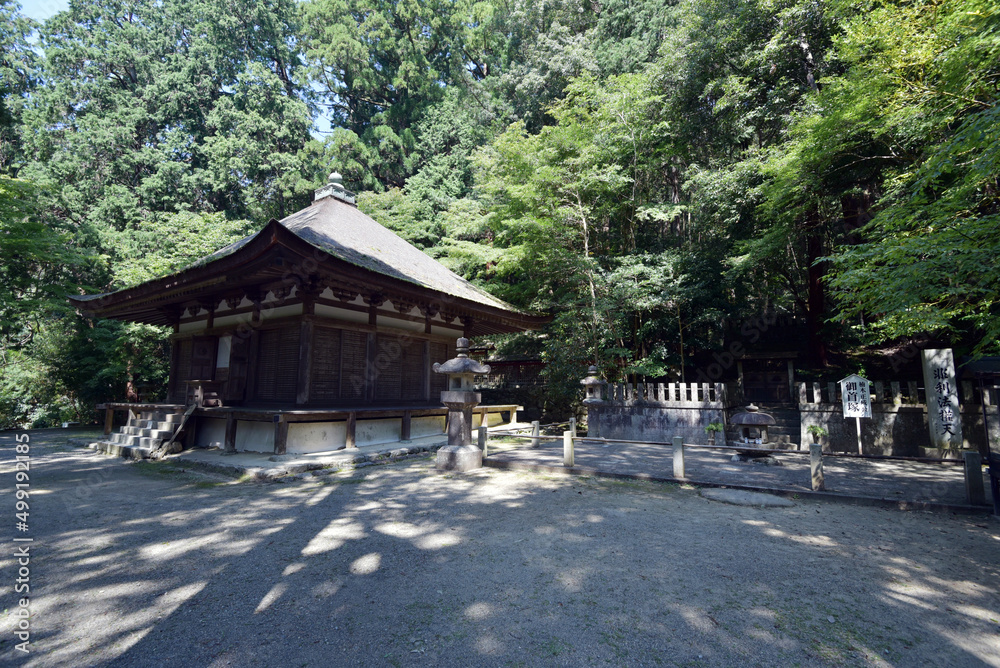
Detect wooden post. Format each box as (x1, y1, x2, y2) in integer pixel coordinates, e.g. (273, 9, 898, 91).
(365, 332, 376, 402)
(246, 329, 260, 402)
(225, 412, 237, 453)
(530, 421, 540, 448)
(346, 411, 357, 448)
(423, 340, 432, 401)
(296, 319, 314, 406)
(964, 451, 986, 506)
(401, 410, 412, 443)
(810, 443, 824, 491)
(891, 381, 902, 405)
(184, 417, 197, 450)
(672, 436, 685, 479)
(103, 407, 114, 436)
(787, 360, 796, 404)
(273, 415, 288, 455)
(563, 430, 574, 467)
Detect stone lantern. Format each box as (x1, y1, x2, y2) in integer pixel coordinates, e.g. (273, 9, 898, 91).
(580, 366, 607, 438)
(433, 337, 491, 471)
(730, 404, 779, 463)
(730, 404, 776, 445)
(581, 366, 607, 404)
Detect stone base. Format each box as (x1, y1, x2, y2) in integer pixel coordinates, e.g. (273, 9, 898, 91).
(918, 447, 973, 460)
(731, 453, 783, 466)
(436, 445, 483, 472)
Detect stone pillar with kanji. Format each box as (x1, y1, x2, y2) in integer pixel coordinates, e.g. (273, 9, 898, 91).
(433, 337, 491, 471)
(921, 349, 964, 450)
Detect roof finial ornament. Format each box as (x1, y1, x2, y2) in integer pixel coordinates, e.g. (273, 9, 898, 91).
(314, 168, 356, 205)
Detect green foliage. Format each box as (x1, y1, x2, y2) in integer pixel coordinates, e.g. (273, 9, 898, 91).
(0, 0, 35, 174)
(705, 422, 724, 433)
(105, 211, 256, 288)
(21, 0, 313, 235)
(826, 1, 1000, 354)
(0, 176, 82, 352)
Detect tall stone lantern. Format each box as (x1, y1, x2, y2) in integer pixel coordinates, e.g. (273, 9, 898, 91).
(433, 338, 491, 471)
(581, 365, 607, 437)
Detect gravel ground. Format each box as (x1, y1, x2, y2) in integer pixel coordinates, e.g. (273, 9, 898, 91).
(1, 431, 999, 667)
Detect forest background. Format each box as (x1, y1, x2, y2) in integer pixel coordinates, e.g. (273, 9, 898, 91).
(0, 0, 997, 427)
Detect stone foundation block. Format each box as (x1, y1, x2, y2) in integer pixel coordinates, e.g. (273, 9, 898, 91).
(436, 445, 483, 472)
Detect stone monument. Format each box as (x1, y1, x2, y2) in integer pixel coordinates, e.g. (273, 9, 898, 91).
(921, 348, 963, 450)
(434, 338, 491, 471)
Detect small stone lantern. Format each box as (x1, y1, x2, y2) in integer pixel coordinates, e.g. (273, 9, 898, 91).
(581, 366, 607, 404)
(433, 338, 491, 471)
(580, 366, 607, 437)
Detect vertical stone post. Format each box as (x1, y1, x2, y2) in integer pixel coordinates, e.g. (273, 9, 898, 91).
(569, 417, 576, 435)
(673, 435, 685, 479)
(580, 365, 606, 438)
(921, 348, 963, 450)
(563, 430, 574, 467)
(530, 421, 540, 448)
(103, 407, 114, 436)
(964, 451, 986, 506)
(434, 338, 491, 472)
(810, 444, 824, 491)
(479, 425, 488, 457)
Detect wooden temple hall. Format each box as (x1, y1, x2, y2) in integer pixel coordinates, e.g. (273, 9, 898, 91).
(69, 174, 548, 455)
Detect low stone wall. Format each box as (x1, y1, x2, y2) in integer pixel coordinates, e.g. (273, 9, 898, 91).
(798, 404, 927, 456)
(799, 403, 1000, 457)
(588, 402, 725, 445)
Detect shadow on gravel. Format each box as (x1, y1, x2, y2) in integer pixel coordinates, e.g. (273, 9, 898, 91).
(1, 433, 998, 667)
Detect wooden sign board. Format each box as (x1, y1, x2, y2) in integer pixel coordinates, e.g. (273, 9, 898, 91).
(840, 374, 872, 419)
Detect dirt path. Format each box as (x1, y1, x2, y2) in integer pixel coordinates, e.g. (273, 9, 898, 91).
(1, 432, 998, 667)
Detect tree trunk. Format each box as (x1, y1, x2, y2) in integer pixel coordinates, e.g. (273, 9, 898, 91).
(804, 208, 828, 367)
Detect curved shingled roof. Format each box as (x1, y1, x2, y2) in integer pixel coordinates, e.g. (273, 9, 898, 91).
(200, 194, 519, 313)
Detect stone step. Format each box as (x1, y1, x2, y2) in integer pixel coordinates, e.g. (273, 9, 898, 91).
(120, 426, 173, 440)
(92, 440, 151, 460)
(135, 419, 180, 434)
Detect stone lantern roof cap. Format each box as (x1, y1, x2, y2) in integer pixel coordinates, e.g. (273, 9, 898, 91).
(730, 404, 776, 426)
(581, 365, 606, 386)
(433, 337, 491, 375)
